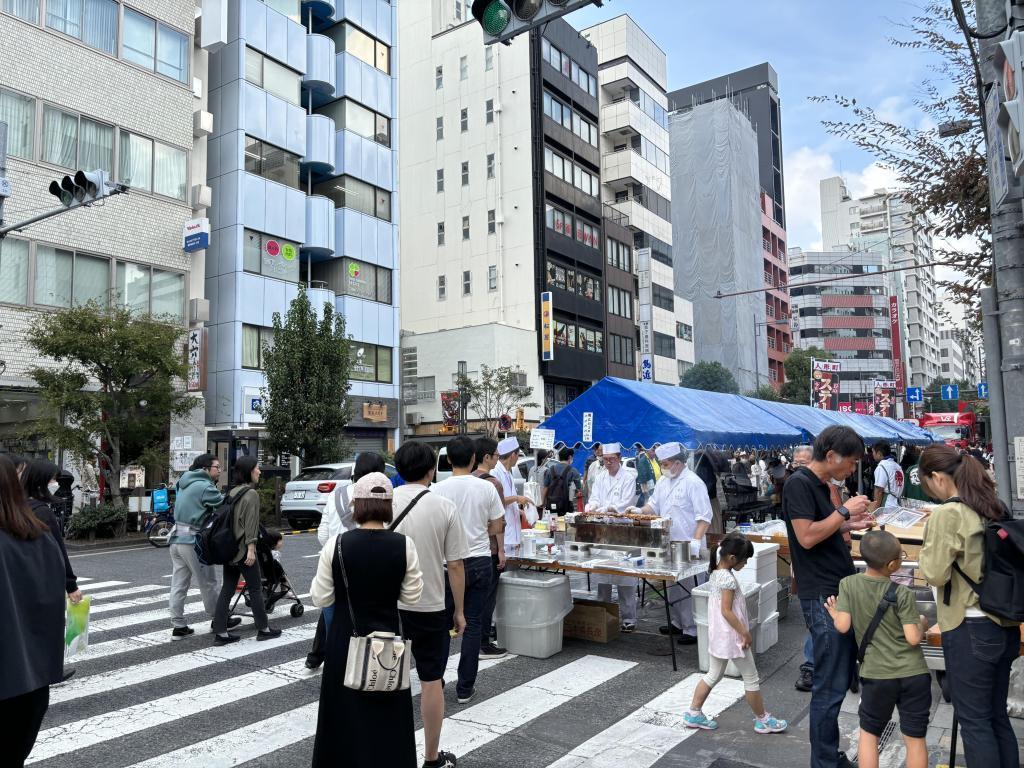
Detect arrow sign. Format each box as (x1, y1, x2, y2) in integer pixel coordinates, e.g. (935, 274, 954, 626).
(941, 384, 959, 401)
(977, 382, 989, 399)
(906, 387, 923, 403)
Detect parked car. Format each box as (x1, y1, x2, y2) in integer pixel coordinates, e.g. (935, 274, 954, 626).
(435, 447, 530, 495)
(281, 461, 397, 529)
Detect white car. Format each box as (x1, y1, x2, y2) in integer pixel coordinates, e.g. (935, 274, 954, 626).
(281, 462, 397, 529)
(435, 447, 531, 494)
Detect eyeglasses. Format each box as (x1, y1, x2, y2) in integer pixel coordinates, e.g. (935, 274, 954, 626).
(210, 464, 221, 470)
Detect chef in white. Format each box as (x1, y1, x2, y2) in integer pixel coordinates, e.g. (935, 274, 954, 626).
(584, 443, 640, 631)
(493, 436, 526, 555)
(631, 441, 713, 644)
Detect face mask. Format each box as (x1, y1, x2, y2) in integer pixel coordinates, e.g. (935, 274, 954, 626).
(667, 464, 683, 478)
(48, 481, 60, 496)
(829, 478, 845, 488)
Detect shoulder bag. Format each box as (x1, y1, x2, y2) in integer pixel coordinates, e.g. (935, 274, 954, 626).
(857, 581, 900, 664)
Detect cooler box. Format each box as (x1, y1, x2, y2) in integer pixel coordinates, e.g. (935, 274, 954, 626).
(494, 571, 572, 659)
(692, 580, 760, 625)
(757, 580, 778, 624)
(754, 611, 780, 654)
(734, 543, 779, 588)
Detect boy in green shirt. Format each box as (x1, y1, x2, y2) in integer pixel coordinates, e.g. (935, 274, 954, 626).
(826, 531, 931, 768)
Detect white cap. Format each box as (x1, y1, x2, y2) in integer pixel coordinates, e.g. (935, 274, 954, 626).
(602, 442, 621, 455)
(655, 442, 684, 462)
(497, 436, 520, 456)
(351, 472, 394, 500)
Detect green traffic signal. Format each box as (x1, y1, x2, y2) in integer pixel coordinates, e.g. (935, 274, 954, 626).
(472, 0, 511, 36)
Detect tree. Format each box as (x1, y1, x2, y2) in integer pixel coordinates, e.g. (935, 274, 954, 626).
(456, 365, 538, 439)
(809, 1, 987, 324)
(258, 288, 352, 465)
(26, 302, 199, 507)
(923, 376, 975, 412)
(680, 361, 739, 394)
(747, 384, 784, 402)
(779, 347, 833, 406)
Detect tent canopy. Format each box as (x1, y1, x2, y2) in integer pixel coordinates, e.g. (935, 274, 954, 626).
(538, 378, 804, 450)
(742, 398, 900, 445)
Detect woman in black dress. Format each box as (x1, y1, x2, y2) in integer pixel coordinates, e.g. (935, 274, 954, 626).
(310, 471, 423, 767)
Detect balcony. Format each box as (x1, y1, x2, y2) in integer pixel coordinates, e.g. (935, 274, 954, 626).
(302, 114, 336, 175)
(304, 34, 336, 98)
(602, 147, 670, 194)
(301, 0, 335, 23)
(302, 195, 335, 257)
(600, 98, 648, 140)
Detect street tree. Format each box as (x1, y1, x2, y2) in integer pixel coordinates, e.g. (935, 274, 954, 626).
(924, 376, 975, 413)
(780, 347, 833, 406)
(747, 384, 784, 402)
(456, 365, 538, 438)
(258, 288, 353, 465)
(26, 301, 199, 507)
(680, 361, 739, 394)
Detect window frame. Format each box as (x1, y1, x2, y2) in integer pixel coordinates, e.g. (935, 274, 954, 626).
(487, 209, 496, 235)
(486, 153, 495, 179)
(244, 135, 301, 192)
(121, 7, 189, 84)
(340, 257, 392, 304)
(436, 116, 444, 140)
(437, 221, 445, 245)
(460, 107, 468, 133)
(435, 65, 443, 89)
(462, 215, 470, 240)
(245, 47, 303, 106)
(485, 98, 494, 124)
(328, 21, 390, 74)
(487, 265, 497, 291)
(242, 228, 301, 283)
(436, 168, 444, 192)
(462, 269, 471, 295)
(461, 160, 469, 186)
(312, 175, 392, 221)
(45, 0, 118, 54)
(438, 274, 447, 300)
(351, 341, 393, 383)
(241, 324, 275, 369)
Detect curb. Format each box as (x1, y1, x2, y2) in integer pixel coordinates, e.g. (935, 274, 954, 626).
(280, 528, 317, 536)
(66, 537, 152, 553)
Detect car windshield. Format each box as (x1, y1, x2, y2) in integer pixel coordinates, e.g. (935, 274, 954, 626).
(437, 453, 453, 473)
(929, 425, 963, 440)
(294, 467, 340, 482)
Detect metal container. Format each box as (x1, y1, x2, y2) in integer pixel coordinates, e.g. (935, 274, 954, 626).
(568, 521, 670, 549)
(670, 540, 690, 566)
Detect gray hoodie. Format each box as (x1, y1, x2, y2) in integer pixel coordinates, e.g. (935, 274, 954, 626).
(172, 469, 224, 544)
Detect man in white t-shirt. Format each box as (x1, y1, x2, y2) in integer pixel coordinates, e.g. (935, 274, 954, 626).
(392, 441, 468, 768)
(868, 441, 905, 512)
(433, 436, 508, 703)
(493, 436, 528, 555)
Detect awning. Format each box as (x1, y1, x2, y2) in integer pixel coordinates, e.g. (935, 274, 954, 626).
(742, 399, 902, 444)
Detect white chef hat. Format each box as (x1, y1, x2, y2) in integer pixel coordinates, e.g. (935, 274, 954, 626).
(655, 441, 685, 462)
(602, 442, 622, 455)
(497, 436, 520, 457)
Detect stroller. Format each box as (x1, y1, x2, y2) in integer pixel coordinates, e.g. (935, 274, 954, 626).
(229, 526, 306, 618)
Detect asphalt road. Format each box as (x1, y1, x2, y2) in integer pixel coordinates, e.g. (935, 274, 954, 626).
(33, 536, 987, 767)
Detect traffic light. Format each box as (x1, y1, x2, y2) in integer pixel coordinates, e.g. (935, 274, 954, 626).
(471, 0, 602, 45)
(48, 169, 110, 207)
(996, 31, 1024, 176)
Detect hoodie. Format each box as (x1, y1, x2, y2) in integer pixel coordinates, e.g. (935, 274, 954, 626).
(172, 469, 224, 544)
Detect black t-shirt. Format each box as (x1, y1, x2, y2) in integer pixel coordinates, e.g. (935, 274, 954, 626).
(782, 466, 854, 599)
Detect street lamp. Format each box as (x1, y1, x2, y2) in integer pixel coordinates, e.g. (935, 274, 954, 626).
(937, 119, 977, 138)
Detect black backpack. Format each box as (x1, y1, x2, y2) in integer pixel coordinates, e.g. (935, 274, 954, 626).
(944, 512, 1024, 623)
(546, 464, 574, 515)
(194, 491, 245, 566)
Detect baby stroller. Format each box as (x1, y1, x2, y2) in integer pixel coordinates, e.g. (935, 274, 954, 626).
(230, 526, 305, 618)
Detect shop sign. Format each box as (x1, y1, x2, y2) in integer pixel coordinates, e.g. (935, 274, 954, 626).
(186, 327, 207, 392)
(541, 292, 553, 361)
(182, 218, 210, 252)
(362, 402, 388, 423)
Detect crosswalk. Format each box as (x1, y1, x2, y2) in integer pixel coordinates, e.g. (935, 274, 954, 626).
(33, 576, 750, 768)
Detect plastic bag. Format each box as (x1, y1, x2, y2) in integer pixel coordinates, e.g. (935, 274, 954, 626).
(65, 595, 92, 659)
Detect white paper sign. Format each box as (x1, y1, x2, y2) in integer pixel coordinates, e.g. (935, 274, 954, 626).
(582, 412, 593, 443)
(530, 428, 556, 450)
(183, 435, 193, 450)
(1015, 436, 1024, 501)
(171, 437, 184, 451)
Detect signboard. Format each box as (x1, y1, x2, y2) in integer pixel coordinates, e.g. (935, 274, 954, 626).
(872, 379, 897, 419)
(638, 318, 653, 382)
(907, 386, 923, 403)
(498, 413, 513, 432)
(182, 218, 210, 252)
(582, 411, 593, 443)
(172, 450, 202, 472)
(362, 402, 388, 423)
(530, 428, 556, 450)
(837, 403, 853, 413)
(541, 292, 553, 362)
(120, 466, 145, 488)
(988, 86, 1012, 206)
(888, 296, 906, 395)
(977, 382, 989, 399)
(854, 402, 868, 415)
(440, 390, 460, 427)
(242, 386, 263, 423)
(186, 327, 207, 392)
(940, 383, 959, 401)
(811, 359, 841, 410)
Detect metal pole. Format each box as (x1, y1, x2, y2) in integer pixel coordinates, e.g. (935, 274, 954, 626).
(753, 314, 760, 389)
(982, 286, 1012, 508)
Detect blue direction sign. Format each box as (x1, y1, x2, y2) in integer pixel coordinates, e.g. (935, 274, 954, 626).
(907, 387, 923, 403)
(940, 384, 959, 401)
(977, 382, 989, 399)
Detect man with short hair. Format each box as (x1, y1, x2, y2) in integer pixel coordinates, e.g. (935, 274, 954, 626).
(392, 441, 468, 768)
(788, 445, 816, 693)
(168, 454, 235, 639)
(472, 437, 508, 657)
(492, 437, 528, 555)
(434, 437, 507, 703)
(868, 441, 905, 513)
(783, 426, 874, 768)
(540, 447, 582, 515)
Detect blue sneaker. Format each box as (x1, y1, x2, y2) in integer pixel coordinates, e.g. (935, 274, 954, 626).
(754, 713, 788, 734)
(682, 711, 718, 730)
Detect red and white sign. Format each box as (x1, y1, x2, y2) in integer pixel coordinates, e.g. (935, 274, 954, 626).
(854, 402, 868, 415)
(889, 296, 906, 393)
(838, 403, 853, 413)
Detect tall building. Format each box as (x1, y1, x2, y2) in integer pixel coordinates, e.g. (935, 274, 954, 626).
(789, 247, 897, 406)
(819, 176, 941, 391)
(202, 0, 401, 462)
(0, 0, 207, 467)
(669, 63, 786, 228)
(939, 326, 978, 382)
(669, 98, 767, 393)
(761, 191, 790, 386)
(579, 15, 692, 386)
(398, 3, 617, 438)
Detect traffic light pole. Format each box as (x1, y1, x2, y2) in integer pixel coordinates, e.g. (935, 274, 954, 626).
(0, 185, 128, 239)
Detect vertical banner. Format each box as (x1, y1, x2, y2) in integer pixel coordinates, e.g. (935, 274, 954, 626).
(888, 296, 906, 394)
(636, 248, 654, 383)
(440, 390, 460, 427)
(540, 291, 554, 362)
(872, 379, 897, 418)
(186, 327, 207, 392)
(811, 359, 841, 410)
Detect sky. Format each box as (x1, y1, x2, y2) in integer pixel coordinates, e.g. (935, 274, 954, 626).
(567, 0, 947, 253)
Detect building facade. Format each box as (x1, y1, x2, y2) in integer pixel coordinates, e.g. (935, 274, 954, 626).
(201, 0, 401, 463)
(761, 191, 790, 387)
(819, 176, 941, 392)
(0, 0, 206, 470)
(939, 326, 979, 382)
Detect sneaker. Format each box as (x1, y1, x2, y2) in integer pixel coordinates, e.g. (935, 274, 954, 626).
(456, 689, 475, 704)
(682, 711, 718, 730)
(479, 642, 508, 660)
(754, 713, 788, 734)
(422, 749, 458, 768)
(677, 634, 698, 645)
(213, 633, 241, 645)
(659, 624, 682, 636)
(838, 752, 859, 768)
(620, 622, 637, 633)
(257, 627, 282, 641)
(795, 669, 813, 692)
(171, 626, 195, 640)
(227, 616, 242, 629)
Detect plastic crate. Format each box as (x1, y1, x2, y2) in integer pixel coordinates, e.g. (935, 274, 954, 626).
(494, 571, 571, 626)
(735, 543, 779, 588)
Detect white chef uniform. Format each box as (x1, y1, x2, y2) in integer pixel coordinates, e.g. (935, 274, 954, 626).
(647, 444, 714, 636)
(585, 444, 639, 625)
(495, 437, 522, 555)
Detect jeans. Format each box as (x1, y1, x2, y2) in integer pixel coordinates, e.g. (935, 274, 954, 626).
(801, 597, 856, 768)
(448, 556, 492, 697)
(213, 559, 269, 634)
(801, 632, 815, 674)
(941, 619, 1020, 768)
(0, 685, 49, 766)
(480, 553, 501, 641)
(169, 543, 218, 628)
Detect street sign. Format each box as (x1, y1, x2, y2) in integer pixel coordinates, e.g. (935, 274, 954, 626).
(978, 382, 989, 399)
(907, 387, 923, 403)
(940, 384, 959, 401)
(498, 413, 513, 432)
(529, 428, 555, 450)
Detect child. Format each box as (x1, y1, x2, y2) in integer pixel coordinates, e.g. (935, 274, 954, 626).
(683, 532, 788, 734)
(265, 528, 284, 562)
(826, 530, 931, 768)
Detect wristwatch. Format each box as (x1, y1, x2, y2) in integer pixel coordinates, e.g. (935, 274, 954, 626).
(837, 505, 851, 521)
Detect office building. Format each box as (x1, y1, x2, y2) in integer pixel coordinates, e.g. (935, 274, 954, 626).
(580, 14, 694, 386)
(398, 3, 615, 437)
(939, 326, 979, 382)
(0, 0, 207, 466)
(761, 192, 791, 386)
(669, 98, 767, 393)
(820, 176, 941, 391)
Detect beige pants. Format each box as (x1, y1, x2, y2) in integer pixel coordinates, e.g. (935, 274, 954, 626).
(704, 648, 760, 692)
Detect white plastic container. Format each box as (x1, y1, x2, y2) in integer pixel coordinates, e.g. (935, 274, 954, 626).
(735, 542, 779, 588)
(494, 571, 573, 659)
(692, 579, 760, 625)
(754, 611, 780, 654)
(757, 580, 779, 623)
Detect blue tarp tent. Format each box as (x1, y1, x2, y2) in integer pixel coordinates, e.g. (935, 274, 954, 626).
(874, 416, 937, 446)
(740, 398, 900, 444)
(538, 378, 804, 450)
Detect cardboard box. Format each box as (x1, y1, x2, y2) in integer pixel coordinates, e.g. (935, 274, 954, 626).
(563, 599, 620, 643)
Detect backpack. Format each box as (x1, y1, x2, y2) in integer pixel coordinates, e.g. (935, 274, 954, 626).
(943, 510, 1024, 623)
(194, 491, 246, 566)
(546, 464, 574, 515)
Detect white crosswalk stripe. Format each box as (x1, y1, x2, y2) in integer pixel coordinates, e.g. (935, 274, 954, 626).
(81, 584, 165, 601)
(77, 580, 129, 592)
(89, 588, 198, 615)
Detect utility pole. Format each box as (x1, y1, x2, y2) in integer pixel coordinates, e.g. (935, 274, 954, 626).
(979, 0, 1024, 516)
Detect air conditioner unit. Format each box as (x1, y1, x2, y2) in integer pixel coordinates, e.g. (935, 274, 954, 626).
(193, 110, 213, 137)
(192, 184, 212, 209)
(405, 412, 423, 426)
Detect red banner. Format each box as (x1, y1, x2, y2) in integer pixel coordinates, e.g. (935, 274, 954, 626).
(889, 296, 905, 393)
(854, 402, 868, 415)
(440, 390, 460, 427)
(872, 379, 897, 419)
(811, 359, 841, 410)
(838, 403, 853, 413)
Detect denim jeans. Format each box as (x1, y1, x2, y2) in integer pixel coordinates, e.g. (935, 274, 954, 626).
(801, 597, 856, 768)
(449, 556, 492, 697)
(480, 554, 501, 641)
(801, 632, 815, 674)
(941, 619, 1021, 768)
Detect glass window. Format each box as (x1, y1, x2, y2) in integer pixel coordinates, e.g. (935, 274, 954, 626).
(120, 132, 153, 191)
(156, 22, 187, 82)
(375, 188, 391, 221)
(46, 0, 117, 54)
(438, 275, 446, 299)
(116, 261, 150, 313)
(342, 23, 374, 64)
(459, 55, 467, 80)
(261, 0, 300, 22)
(154, 142, 187, 200)
(0, 238, 29, 305)
(460, 107, 468, 132)
(375, 40, 389, 74)
(245, 48, 263, 85)
(242, 324, 262, 369)
(73, 253, 109, 306)
(122, 8, 155, 70)
(375, 113, 390, 145)
(436, 168, 444, 192)
(35, 246, 74, 307)
(436, 66, 443, 89)
(461, 161, 469, 185)
(342, 258, 376, 301)
(0, 88, 34, 159)
(462, 269, 471, 295)
(486, 153, 494, 179)
(462, 216, 470, 240)
(79, 118, 113, 174)
(262, 57, 301, 105)
(3, 0, 38, 22)
(351, 342, 391, 383)
(436, 116, 443, 140)
(486, 99, 493, 124)
(485, 46, 493, 71)
(251, 138, 300, 190)
(437, 222, 445, 245)
(244, 230, 300, 282)
(488, 265, 497, 291)
(42, 106, 77, 168)
(151, 269, 184, 321)
(487, 209, 495, 234)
